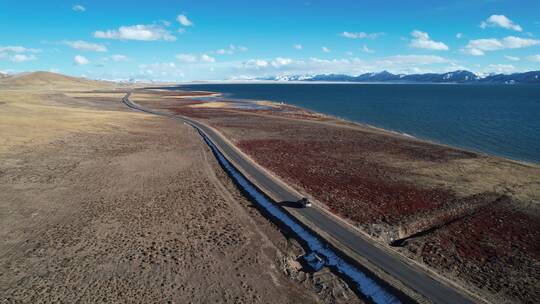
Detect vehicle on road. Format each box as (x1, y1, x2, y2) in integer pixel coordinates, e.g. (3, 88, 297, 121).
(298, 197, 312, 208)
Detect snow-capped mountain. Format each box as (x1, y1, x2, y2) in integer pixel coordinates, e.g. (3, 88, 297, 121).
(258, 70, 540, 84)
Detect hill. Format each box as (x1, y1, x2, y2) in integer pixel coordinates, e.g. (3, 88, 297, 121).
(0, 71, 115, 90)
(261, 70, 540, 84)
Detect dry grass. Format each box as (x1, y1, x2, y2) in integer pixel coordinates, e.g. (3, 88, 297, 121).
(0, 71, 115, 91)
(0, 75, 360, 303)
(0, 90, 142, 154)
(406, 156, 540, 207)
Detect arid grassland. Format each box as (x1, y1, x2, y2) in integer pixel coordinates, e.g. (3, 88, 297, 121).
(0, 73, 359, 303)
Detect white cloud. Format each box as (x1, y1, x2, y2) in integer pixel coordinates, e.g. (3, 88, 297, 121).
(377, 54, 449, 65)
(160, 20, 171, 27)
(483, 64, 517, 74)
(74, 55, 90, 65)
(215, 44, 247, 55)
(63, 40, 107, 52)
(177, 14, 193, 27)
(0, 45, 41, 63)
(341, 31, 384, 39)
(456, 33, 463, 39)
(243, 59, 269, 69)
(111, 54, 129, 62)
(176, 53, 198, 63)
(94, 24, 176, 41)
(504, 55, 520, 61)
(480, 15, 522, 32)
(361, 45, 374, 53)
(138, 62, 184, 80)
(503, 36, 540, 48)
(293, 44, 302, 50)
(528, 54, 540, 62)
(200, 54, 215, 63)
(271, 57, 292, 68)
(11, 54, 37, 63)
(0, 46, 41, 53)
(72, 4, 85, 12)
(462, 36, 540, 55)
(463, 38, 502, 55)
(175, 53, 217, 64)
(409, 30, 449, 51)
(463, 48, 486, 56)
(321, 46, 331, 53)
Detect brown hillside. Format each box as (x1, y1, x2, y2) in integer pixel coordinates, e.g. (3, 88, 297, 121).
(0, 71, 114, 90)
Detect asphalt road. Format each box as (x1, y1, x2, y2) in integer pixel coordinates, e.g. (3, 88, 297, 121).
(122, 93, 477, 304)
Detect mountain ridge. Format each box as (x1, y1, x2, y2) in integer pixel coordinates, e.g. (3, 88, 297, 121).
(259, 70, 540, 84)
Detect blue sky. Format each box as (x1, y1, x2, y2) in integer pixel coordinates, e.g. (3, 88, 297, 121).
(1, 0, 540, 81)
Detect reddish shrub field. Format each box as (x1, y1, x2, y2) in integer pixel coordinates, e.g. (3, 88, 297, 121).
(415, 203, 539, 302)
(237, 138, 453, 225)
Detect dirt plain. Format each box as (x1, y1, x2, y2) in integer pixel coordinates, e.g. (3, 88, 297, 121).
(0, 73, 361, 303)
(135, 89, 540, 304)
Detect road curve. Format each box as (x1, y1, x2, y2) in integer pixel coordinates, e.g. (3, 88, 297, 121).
(122, 92, 477, 304)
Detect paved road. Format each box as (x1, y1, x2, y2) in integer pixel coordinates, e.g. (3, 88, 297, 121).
(122, 93, 477, 304)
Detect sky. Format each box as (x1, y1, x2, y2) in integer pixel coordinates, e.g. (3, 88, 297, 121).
(1, 0, 540, 81)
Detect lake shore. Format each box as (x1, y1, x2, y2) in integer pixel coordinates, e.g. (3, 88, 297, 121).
(174, 83, 540, 165)
(168, 86, 540, 168)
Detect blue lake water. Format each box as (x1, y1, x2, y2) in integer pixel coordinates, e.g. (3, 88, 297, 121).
(175, 83, 540, 164)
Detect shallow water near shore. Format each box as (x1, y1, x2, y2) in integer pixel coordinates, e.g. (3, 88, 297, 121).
(175, 83, 540, 164)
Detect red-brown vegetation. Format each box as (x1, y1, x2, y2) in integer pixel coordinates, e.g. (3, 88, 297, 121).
(412, 202, 539, 302)
(237, 138, 454, 225)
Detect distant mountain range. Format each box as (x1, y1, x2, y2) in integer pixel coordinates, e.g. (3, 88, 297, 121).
(259, 70, 540, 84)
